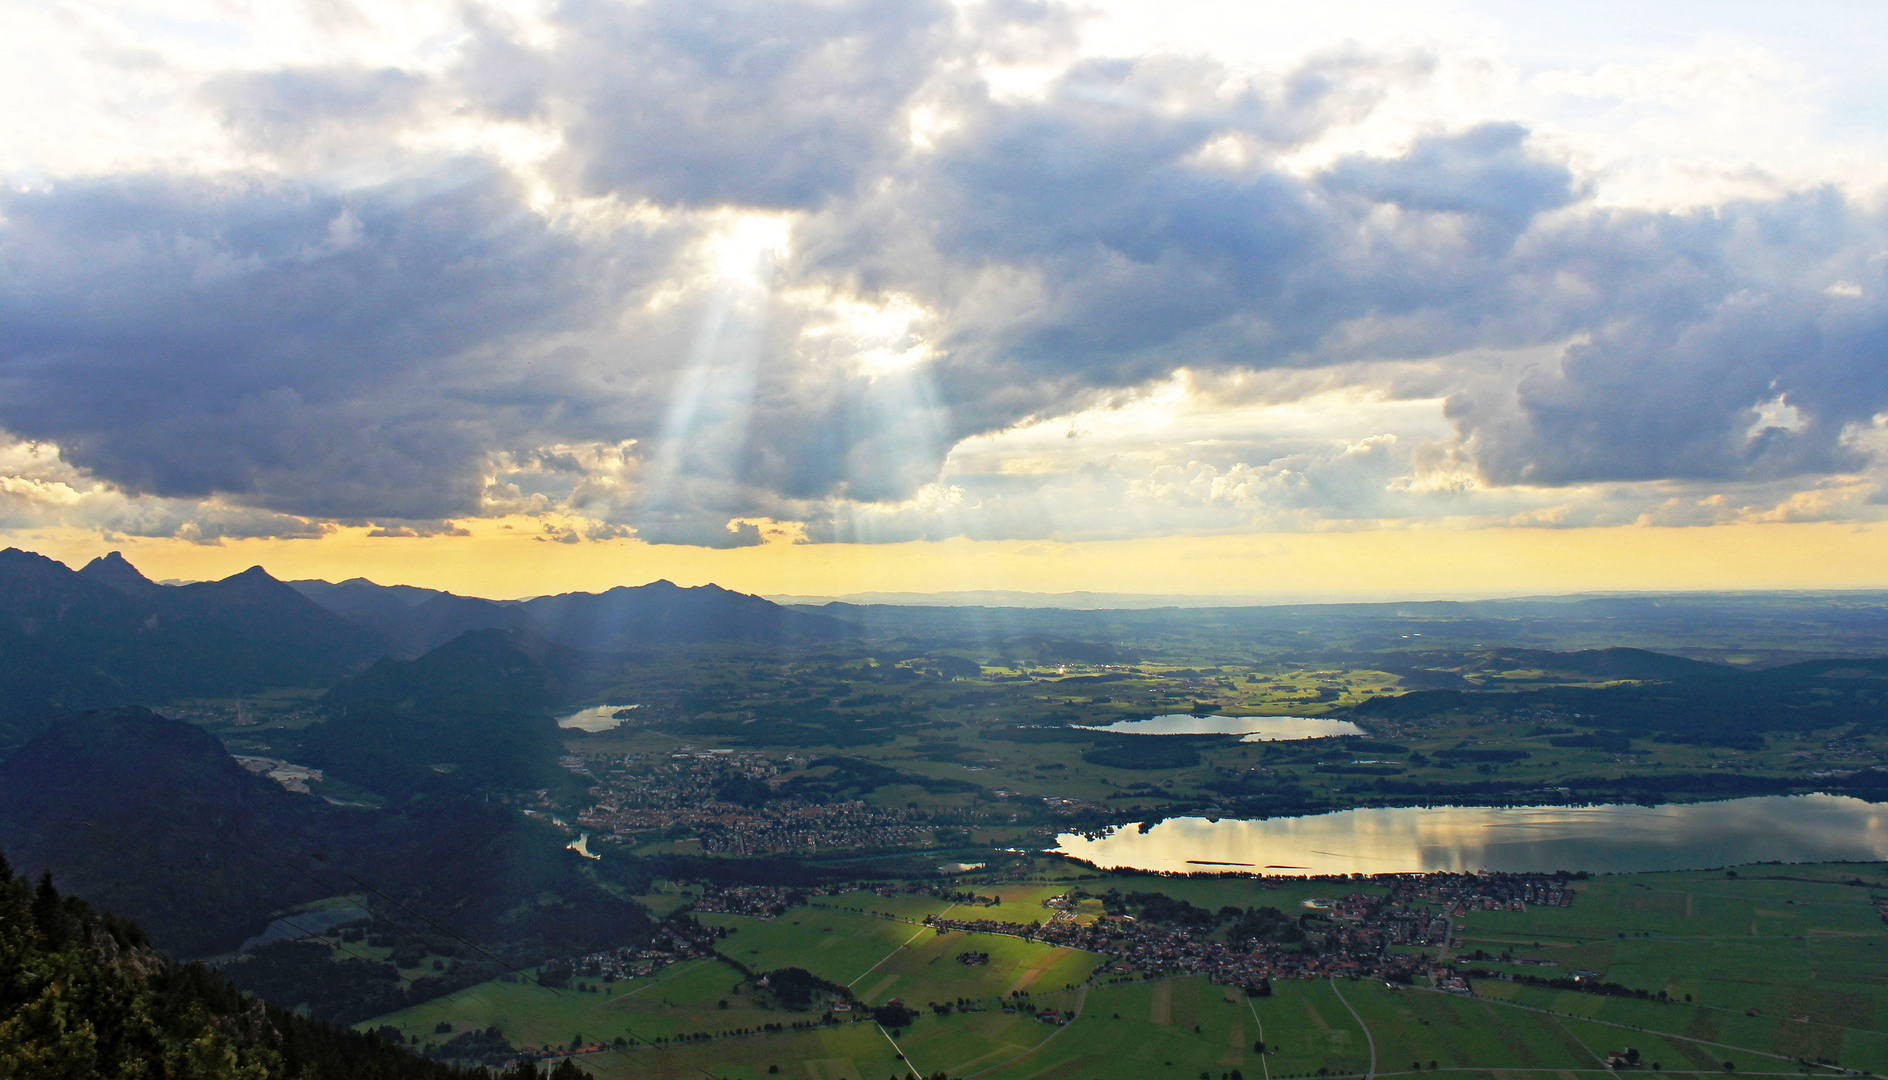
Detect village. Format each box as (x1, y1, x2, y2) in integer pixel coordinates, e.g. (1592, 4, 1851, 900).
(923, 870, 1573, 990)
(560, 749, 981, 855)
(545, 868, 1578, 1001)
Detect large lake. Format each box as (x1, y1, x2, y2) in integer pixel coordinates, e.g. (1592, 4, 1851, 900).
(1054, 794, 1888, 875)
(1086, 714, 1365, 741)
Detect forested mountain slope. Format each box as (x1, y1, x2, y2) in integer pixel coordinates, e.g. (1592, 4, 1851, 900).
(0, 853, 573, 1078)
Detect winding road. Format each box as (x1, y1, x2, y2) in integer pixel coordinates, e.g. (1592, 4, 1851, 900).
(1329, 976, 1378, 1080)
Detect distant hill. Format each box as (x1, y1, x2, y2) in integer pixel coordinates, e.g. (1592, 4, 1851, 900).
(1524, 646, 1729, 680)
(522, 579, 850, 651)
(1350, 652, 1888, 747)
(290, 578, 533, 654)
(0, 550, 384, 745)
(1372, 646, 1729, 688)
(76, 548, 171, 598)
(291, 575, 852, 655)
(303, 629, 599, 801)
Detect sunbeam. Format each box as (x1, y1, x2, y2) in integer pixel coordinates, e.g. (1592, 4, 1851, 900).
(634, 214, 790, 545)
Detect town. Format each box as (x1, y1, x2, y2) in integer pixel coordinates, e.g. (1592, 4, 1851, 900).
(561, 749, 985, 855)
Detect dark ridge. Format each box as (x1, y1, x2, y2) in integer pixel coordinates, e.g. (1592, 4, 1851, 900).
(519, 579, 852, 649)
(291, 572, 854, 655)
(0, 706, 347, 955)
(1347, 651, 1888, 745)
(0, 696, 653, 998)
(77, 549, 167, 598)
(305, 629, 599, 801)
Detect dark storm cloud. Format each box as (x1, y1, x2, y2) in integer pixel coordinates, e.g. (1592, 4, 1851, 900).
(4, 0, 1887, 543)
(476, 0, 957, 209)
(0, 167, 679, 520)
(207, 66, 429, 159)
(805, 99, 1599, 441)
(1453, 190, 1888, 487)
(1323, 123, 1579, 237)
(809, 84, 1888, 499)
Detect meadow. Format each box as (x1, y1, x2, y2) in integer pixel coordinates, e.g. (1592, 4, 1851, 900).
(698, 894, 1104, 1006)
(362, 860, 1888, 1079)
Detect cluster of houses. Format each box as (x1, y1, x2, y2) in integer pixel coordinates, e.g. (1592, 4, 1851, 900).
(924, 871, 1579, 990)
(689, 884, 808, 918)
(540, 923, 725, 986)
(563, 750, 962, 854)
(1389, 872, 1574, 911)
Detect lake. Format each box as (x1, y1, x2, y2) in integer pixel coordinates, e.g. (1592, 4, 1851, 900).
(557, 704, 639, 732)
(1054, 794, 1888, 875)
(237, 905, 364, 952)
(1084, 714, 1364, 741)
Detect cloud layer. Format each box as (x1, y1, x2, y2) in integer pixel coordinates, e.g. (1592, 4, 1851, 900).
(2, 0, 1886, 546)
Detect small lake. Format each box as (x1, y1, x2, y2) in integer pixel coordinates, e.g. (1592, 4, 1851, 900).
(558, 704, 639, 732)
(238, 905, 364, 952)
(1084, 714, 1364, 741)
(1054, 794, 1888, 876)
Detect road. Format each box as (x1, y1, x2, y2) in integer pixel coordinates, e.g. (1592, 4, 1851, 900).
(1330, 976, 1378, 1080)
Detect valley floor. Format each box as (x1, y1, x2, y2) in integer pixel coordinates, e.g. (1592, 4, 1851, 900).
(360, 862, 1888, 1080)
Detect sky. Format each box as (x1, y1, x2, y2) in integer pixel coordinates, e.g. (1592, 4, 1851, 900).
(3, 0, 1888, 598)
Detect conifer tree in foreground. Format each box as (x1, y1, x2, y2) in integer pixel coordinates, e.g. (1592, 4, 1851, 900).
(0, 850, 582, 1079)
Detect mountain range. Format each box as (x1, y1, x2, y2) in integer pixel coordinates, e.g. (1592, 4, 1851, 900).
(0, 547, 852, 752)
(290, 575, 852, 655)
(0, 549, 380, 747)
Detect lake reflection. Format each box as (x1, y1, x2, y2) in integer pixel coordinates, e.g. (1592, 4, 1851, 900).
(1055, 795, 1888, 875)
(1087, 714, 1364, 741)
(558, 704, 638, 732)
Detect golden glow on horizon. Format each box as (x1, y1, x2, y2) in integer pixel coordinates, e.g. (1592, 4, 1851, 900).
(5, 517, 1887, 600)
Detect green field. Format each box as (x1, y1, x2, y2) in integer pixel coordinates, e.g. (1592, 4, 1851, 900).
(370, 958, 773, 1053)
(699, 903, 1103, 1006)
(365, 863, 1888, 1078)
(1456, 864, 1888, 1071)
(701, 905, 933, 989)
